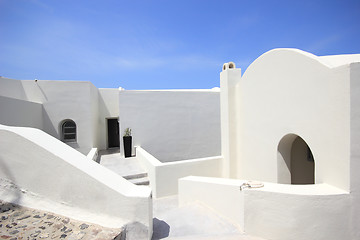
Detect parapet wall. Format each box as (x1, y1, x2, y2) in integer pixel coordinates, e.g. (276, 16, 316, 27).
(0, 124, 152, 238)
(136, 146, 222, 198)
(179, 176, 352, 240)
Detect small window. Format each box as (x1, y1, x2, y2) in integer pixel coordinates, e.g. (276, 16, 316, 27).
(61, 119, 76, 142)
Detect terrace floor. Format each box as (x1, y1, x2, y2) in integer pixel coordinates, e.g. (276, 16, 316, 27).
(0, 149, 264, 240)
(98, 149, 264, 240)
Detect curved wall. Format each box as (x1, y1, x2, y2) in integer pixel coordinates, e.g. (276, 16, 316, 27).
(236, 49, 350, 191)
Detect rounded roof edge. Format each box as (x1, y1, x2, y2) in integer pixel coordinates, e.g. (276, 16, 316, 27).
(245, 48, 360, 76)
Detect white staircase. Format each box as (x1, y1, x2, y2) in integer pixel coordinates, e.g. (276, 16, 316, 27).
(123, 172, 150, 186)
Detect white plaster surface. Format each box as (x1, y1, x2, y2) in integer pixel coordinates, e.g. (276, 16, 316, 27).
(244, 183, 351, 240)
(2, 49, 360, 240)
(0, 78, 120, 155)
(99, 149, 147, 177)
(1, 77, 221, 162)
(119, 90, 221, 161)
(36, 80, 98, 154)
(318, 54, 360, 68)
(234, 48, 351, 191)
(86, 147, 98, 161)
(179, 176, 245, 230)
(136, 147, 222, 198)
(152, 195, 263, 240)
(0, 77, 29, 101)
(179, 176, 351, 240)
(217, 49, 360, 239)
(349, 62, 360, 239)
(0, 95, 43, 129)
(220, 66, 241, 178)
(0, 124, 152, 238)
(97, 88, 120, 150)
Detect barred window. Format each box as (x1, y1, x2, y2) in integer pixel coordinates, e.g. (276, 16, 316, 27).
(61, 119, 76, 142)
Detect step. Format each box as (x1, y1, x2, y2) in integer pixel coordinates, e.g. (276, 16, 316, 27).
(122, 172, 148, 180)
(128, 176, 150, 186)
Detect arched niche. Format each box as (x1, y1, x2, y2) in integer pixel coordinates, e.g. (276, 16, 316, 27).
(277, 134, 315, 184)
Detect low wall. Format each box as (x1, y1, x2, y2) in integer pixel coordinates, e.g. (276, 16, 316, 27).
(136, 147, 222, 198)
(179, 176, 352, 240)
(86, 147, 98, 162)
(179, 176, 245, 230)
(244, 183, 351, 240)
(0, 124, 152, 239)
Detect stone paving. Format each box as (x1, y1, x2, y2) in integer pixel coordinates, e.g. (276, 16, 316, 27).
(0, 201, 123, 240)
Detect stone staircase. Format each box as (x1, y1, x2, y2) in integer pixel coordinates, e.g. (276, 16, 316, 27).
(123, 172, 150, 186)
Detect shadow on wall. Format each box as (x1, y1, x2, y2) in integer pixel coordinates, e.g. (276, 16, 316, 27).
(33, 81, 49, 101)
(152, 218, 170, 240)
(0, 157, 22, 205)
(42, 106, 58, 138)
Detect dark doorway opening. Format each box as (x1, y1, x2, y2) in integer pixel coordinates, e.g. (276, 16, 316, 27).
(290, 137, 315, 184)
(277, 134, 315, 185)
(107, 118, 120, 148)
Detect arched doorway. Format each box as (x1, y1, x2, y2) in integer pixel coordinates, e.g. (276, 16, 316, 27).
(277, 134, 314, 184)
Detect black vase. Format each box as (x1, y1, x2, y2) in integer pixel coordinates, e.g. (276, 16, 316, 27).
(123, 136, 132, 158)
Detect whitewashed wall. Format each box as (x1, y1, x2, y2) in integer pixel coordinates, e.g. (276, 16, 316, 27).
(90, 84, 99, 149)
(0, 77, 28, 101)
(350, 62, 360, 239)
(119, 90, 221, 162)
(0, 78, 102, 155)
(0, 77, 43, 130)
(217, 49, 360, 239)
(136, 147, 222, 198)
(243, 183, 350, 240)
(97, 88, 120, 150)
(29, 80, 97, 155)
(0, 124, 152, 238)
(179, 176, 245, 229)
(220, 67, 241, 178)
(231, 49, 353, 191)
(179, 176, 351, 240)
(0, 96, 43, 129)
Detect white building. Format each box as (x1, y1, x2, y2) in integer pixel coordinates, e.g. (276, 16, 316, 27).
(1, 48, 360, 239)
(180, 48, 360, 240)
(0, 75, 220, 239)
(0, 78, 220, 158)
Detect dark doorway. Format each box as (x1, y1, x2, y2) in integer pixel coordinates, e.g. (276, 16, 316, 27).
(107, 118, 120, 148)
(277, 134, 315, 184)
(290, 137, 315, 184)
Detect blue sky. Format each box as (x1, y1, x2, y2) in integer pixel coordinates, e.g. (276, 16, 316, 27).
(1, 0, 360, 89)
